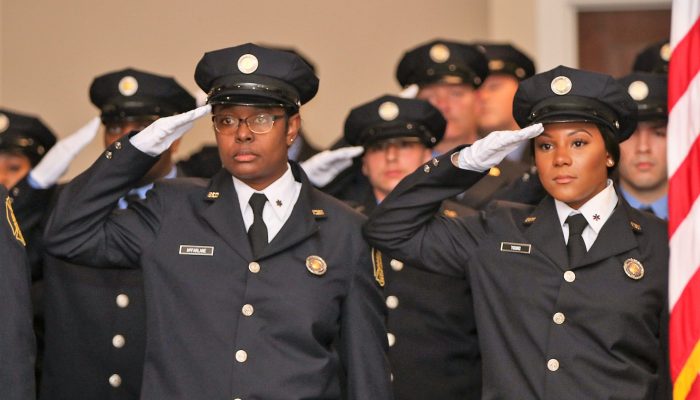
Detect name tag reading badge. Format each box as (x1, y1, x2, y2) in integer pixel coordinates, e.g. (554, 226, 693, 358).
(500, 242, 532, 254)
(179, 245, 214, 256)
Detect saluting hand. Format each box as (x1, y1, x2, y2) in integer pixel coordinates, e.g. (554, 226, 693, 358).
(300, 146, 364, 187)
(130, 105, 212, 156)
(30, 117, 102, 188)
(454, 123, 543, 172)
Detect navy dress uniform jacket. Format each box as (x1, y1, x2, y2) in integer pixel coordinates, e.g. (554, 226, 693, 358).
(361, 198, 481, 400)
(0, 185, 36, 400)
(11, 177, 151, 400)
(43, 138, 393, 400)
(363, 149, 670, 400)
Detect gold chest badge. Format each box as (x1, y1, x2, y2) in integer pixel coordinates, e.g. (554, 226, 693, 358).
(306, 255, 327, 276)
(371, 248, 385, 287)
(5, 196, 25, 246)
(623, 258, 644, 280)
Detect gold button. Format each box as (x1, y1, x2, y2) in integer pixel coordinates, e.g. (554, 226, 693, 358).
(387, 332, 396, 347)
(553, 312, 565, 325)
(235, 350, 248, 363)
(248, 262, 260, 274)
(386, 295, 399, 309)
(112, 334, 126, 348)
(109, 374, 122, 387)
(390, 259, 404, 271)
(563, 271, 576, 283)
(115, 141, 122, 150)
(105, 151, 113, 159)
(547, 359, 560, 371)
(241, 304, 254, 317)
(116, 294, 130, 308)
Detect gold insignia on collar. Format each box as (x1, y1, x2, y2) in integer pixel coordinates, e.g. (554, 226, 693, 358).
(623, 258, 644, 280)
(443, 209, 458, 218)
(206, 191, 220, 199)
(488, 167, 501, 177)
(118, 76, 139, 96)
(629, 221, 642, 232)
(5, 196, 25, 246)
(306, 255, 327, 276)
(312, 209, 326, 217)
(371, 248, 385, 287)
(524, 216, 537, 225)
(432, 158, 439, 167)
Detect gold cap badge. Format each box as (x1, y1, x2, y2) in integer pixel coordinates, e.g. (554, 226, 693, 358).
(237, 54, 259, 74)
(306, 255, 327, 276)
(118, 76, 139, 96)
(0, 113, 9, 133)
(550, 76, 573, 95)
(489, 59, 505, 71)
(429, 43, 450, 63)
(660, 43, 671, 61)
(378, 101, 400, 121)
(623, 258, 644, 280)
(628, 81, 649, 101)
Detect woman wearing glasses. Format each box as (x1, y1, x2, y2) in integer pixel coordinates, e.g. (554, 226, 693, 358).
(44, 44, 392, 400)
(363, 66, 670, 399)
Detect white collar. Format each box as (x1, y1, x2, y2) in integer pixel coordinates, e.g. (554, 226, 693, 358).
(232, 163, 297, 221)
(554, 179, 618, 234)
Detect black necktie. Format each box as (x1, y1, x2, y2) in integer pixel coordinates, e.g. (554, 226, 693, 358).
(248, 193, 268, 258)
(566, 214, 588, 267)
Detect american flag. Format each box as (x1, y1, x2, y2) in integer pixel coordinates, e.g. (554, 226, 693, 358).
(668, 0, 700, 398)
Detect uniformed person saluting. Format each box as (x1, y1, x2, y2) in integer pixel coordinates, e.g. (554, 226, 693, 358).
(344, 94, 480, 399)
(44, 43, 392, 400)
(39, 68, 195, 400)
(0, 184, 35, 399)
(364, 65, 670, 399)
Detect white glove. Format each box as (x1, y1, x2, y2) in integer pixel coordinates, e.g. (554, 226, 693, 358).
(130, 105, 212, 156)
(29, 117, 102, 188)
(455, 123, 544, 172)
(399, 84, 419, 99)
(300, 146, 364, 187)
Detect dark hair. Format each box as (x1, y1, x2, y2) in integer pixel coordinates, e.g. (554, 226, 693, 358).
(529, 123, 620, 176)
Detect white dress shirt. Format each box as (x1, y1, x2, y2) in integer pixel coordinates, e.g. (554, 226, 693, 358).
(232, 163, 302, 242)
(554, 179, 618, 251)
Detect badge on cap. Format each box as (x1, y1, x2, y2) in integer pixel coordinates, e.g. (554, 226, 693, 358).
(623, 258, 644, 280)
(489, 60, 505, 71)
(429, 43, 451, 63)
(660, 43, 671, 62)
(306, 255, 327, 276)
(0, 113, 8, 133)
(628, 80, 649, 101)
(515, 67, 526, 79)
(118, 76, 139, 96)
(378, 101, 400, 121)
(237, 54, 259, 74)
(551, 76, 573, 95)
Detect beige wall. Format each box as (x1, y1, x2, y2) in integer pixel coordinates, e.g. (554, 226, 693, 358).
(0, 0, 489, 180)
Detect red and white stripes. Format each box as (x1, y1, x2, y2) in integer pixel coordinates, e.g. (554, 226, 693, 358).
(668, 1, 700, 398)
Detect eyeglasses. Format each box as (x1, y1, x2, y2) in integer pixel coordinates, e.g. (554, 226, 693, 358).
(212, 113, 286, 135)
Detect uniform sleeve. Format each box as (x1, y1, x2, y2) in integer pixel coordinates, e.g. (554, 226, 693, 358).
(338, 239, 393, 400)
(362, 147, 487, 277)
(43, 138, 163, 268)
(0, 187, 36, 400)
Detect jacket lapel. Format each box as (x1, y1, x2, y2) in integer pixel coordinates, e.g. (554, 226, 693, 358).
(577, 196, 638, 268)
(199, 169, 253, 260)
(523, 196, 569, 270)
(258, 163, 319, 260)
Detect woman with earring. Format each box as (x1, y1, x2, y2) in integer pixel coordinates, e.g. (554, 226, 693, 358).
(363, 65, 669, 400)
